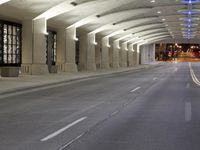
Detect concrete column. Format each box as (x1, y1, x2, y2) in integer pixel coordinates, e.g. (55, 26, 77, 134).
(87, 33, 96, 71)
(147, 47, 150, 63)
(128, 44, 134, 67)
(21, 20, 33, 74)
(109, 44, 113, 68)
(121, 43, 128, 67)
(135, 44, 140, 65)
(64, 26, 78, 72)
(132, 44, 137, 65)
(149, 44, 156, 62)
(56, 28, 66, 72)
(79, 32, 87, 71)
(101, 37, 110, 69)
(112, 40, 120, 68)
(95, 35, 101, 69)
(140, 45, 145, 64)
(32, 18, 49, 74)
(119, 46, 122, 67)
(140, 45, 150, 64)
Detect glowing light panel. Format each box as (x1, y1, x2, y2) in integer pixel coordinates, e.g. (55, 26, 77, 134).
(0, 0, 10, 5)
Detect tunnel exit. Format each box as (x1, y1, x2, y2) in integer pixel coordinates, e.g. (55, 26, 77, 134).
(156, 43, 200, 62)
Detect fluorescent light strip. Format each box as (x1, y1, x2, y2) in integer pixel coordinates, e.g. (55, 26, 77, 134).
(0, 0, 10, 5)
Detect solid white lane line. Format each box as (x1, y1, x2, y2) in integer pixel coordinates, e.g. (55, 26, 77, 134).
(110, 111, 119, 117)
(185, 102, 192, 122)
(189, 62, 200, 86)
(130, 87, 141, 93)
(41, 117, 87, 142)
(58, 133, 85, 150)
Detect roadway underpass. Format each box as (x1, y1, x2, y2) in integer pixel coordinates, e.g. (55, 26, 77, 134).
(1, 61, 200, 150)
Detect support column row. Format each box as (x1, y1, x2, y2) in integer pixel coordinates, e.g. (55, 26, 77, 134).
(21, 19, 143, 75)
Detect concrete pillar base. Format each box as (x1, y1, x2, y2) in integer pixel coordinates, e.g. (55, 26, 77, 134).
(87, 63, 96, 71)
(21, 64, 49, 75)
(63, 63, 78, 72)
(56, 63, 65, 72)
(121, 63, 127, 67)
(128, 64, 134, 67)
(21, 64, 32, 75)
(78, 64, 86, 71)
(102, 63, 110, 69)
(31, 64, 49, 75)
(0, 67, 19, 77)
(112, 63, 120, 69)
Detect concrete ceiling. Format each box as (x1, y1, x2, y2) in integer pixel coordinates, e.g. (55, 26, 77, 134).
(0, 0, 200, 44)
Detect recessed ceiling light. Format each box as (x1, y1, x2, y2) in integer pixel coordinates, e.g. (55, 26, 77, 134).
(151, 0, 155, 3)
(162, 18, 166, 21)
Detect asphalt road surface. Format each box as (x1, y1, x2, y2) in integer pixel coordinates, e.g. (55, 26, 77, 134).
(1, 62, 200, 150)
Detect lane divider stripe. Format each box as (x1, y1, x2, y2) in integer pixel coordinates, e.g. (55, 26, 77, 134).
(130, 87, 141, 93)
(40, 117, 87, 142)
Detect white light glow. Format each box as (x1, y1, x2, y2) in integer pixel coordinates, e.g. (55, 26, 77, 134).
(116, 34, 132, 41)
(94, 41, 98, 45)
(114, 40, 121, 49)
(74, 37, 79, 41)
(107, 44, 111, 48)
(43, 19, 48, 35)
(73, 27, 79, 41)
(139, 41, 148, 45)
(68, 16, 97, 29)
(125, 37, 140, 43)
(157, 11, 161, 14)
(132, 39, 145, 45)
(122, 43, 128, 51)
(90, 26, 107, 34)
(34, 1, 75, 20)
(106, 37, 111, 48)
(130, 44, 135, 52)
(0, 0, 10, 5)
(106, 30, 124, 38)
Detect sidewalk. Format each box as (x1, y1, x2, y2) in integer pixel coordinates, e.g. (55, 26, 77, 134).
(0, 63, 162, 95)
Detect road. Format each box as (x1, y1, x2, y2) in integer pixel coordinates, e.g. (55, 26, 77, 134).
(1, 62, 200, 150)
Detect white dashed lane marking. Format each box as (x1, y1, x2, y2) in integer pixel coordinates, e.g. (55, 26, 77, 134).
(41, 117, 87, 142)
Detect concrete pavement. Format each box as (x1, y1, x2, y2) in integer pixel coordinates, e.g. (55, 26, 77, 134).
(0, 62, 168, 150)
(1, 62, 200, 150)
